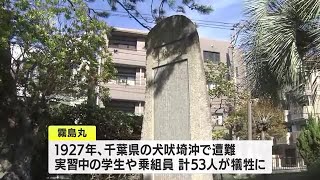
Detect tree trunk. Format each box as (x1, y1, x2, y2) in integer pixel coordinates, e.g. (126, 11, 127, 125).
(229, 127, 233, 140)
(0, 8, 32, 179)
(0, 41, 19, 179)
(87, 81, 96, 106)
(87, 68, 98, 107)
(261, 131, 266, 140)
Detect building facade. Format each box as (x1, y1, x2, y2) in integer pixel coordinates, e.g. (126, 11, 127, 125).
(103, 28, 147, 116)
(272, 69, 320, 171)
(103, 27, 245, 126)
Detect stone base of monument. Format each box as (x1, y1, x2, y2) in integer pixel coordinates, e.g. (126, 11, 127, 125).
(141, 15, 213, 180)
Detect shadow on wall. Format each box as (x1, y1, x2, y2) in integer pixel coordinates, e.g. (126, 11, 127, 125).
(145, 15, 201, 97)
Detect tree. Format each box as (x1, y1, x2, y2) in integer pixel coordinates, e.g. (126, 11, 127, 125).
(104, 0, 213, 29)
(224, 107, 248, 139)
(224, 98, 287, 140)
(297, 116, 320, 167)
(31, 104, 143, 180)
(205, 61, 250, 109)
(205, 62, 237, 139)
(253, 99, 287, 140)
(240, 0, 319, 103)
(212, 129, 228, 140)
(0, 0, 214, 179)
(0, 0, 215, 178)
(205, 62, 236, 99)
(205, 62, 253, 139)
(205, 62, 252, 139)
(0, 0, 115, 179)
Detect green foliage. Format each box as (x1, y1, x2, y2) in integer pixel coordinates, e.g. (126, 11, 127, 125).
(212, 129, 228, 140)
(241, 0, 320, 102)
(104, 0, 213, 28)
(0, 0, 116, 179)
(49, 104, 143, 140)
(31, 104, 143, 179)
(152, 0, 213, 21)
(1, 0, 115, 105)
(224, 108, 248, 139)
(305, 160, 320, 178)
(205, 62, 249, 114)
(205, 62, 236, 98)
(0, 0, 213, 179)
(297, 116, 320, 167)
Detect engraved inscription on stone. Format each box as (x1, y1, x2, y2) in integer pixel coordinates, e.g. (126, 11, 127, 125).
(153, 60, 190, 140)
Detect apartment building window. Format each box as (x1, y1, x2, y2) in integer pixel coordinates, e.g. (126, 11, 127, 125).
(203, 51, 220, 63)
(117, 75, 135, 86)
(114, 67, 136, 86)
(109, 100, 135, 114)
(109, 35, 137, 50)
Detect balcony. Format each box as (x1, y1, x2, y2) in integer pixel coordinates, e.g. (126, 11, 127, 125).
(109, 75, 146, 86)
(288, 106, 312, 122)
(109, 47, 146, 67)
(288, 113, 309, 122)
(106, 84, 145, 102)
(106, 76, 146, 102)
(273, 133, 290, 145)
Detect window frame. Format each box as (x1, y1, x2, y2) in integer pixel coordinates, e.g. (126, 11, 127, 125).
(203, 51, 220, 63)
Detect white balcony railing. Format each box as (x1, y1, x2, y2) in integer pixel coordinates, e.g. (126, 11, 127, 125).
(272, 156, 306, 172)
(108, 77, 146, 86)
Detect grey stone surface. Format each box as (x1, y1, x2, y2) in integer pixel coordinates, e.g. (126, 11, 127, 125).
(141, 15, 213, 180)
(154, 59, 190, 140)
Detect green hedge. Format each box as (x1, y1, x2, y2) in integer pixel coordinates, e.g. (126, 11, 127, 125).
(31, 104, 143, 180)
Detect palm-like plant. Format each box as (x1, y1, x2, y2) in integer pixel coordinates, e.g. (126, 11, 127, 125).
(240, 0, 320, 103)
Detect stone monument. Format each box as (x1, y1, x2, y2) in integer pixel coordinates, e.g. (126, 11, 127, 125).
(141, 15, 213, 180)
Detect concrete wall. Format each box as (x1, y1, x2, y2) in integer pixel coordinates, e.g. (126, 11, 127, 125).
(232, 48, 247, 90)
(109, 47, 146, 67)
(199, 38, 231, 64)
(106, 83, 145, 102)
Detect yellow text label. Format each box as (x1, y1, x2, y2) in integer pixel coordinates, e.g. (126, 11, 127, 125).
(48, 125, 96, 141)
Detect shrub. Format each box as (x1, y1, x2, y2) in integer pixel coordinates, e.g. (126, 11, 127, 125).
(31, 104, 143, 180)
(297, 116, 320, 168)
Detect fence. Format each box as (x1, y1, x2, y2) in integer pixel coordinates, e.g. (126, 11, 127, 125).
(272, 157, 307, 172)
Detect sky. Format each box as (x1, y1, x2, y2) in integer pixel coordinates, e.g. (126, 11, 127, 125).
(89, 0, 245, 41)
